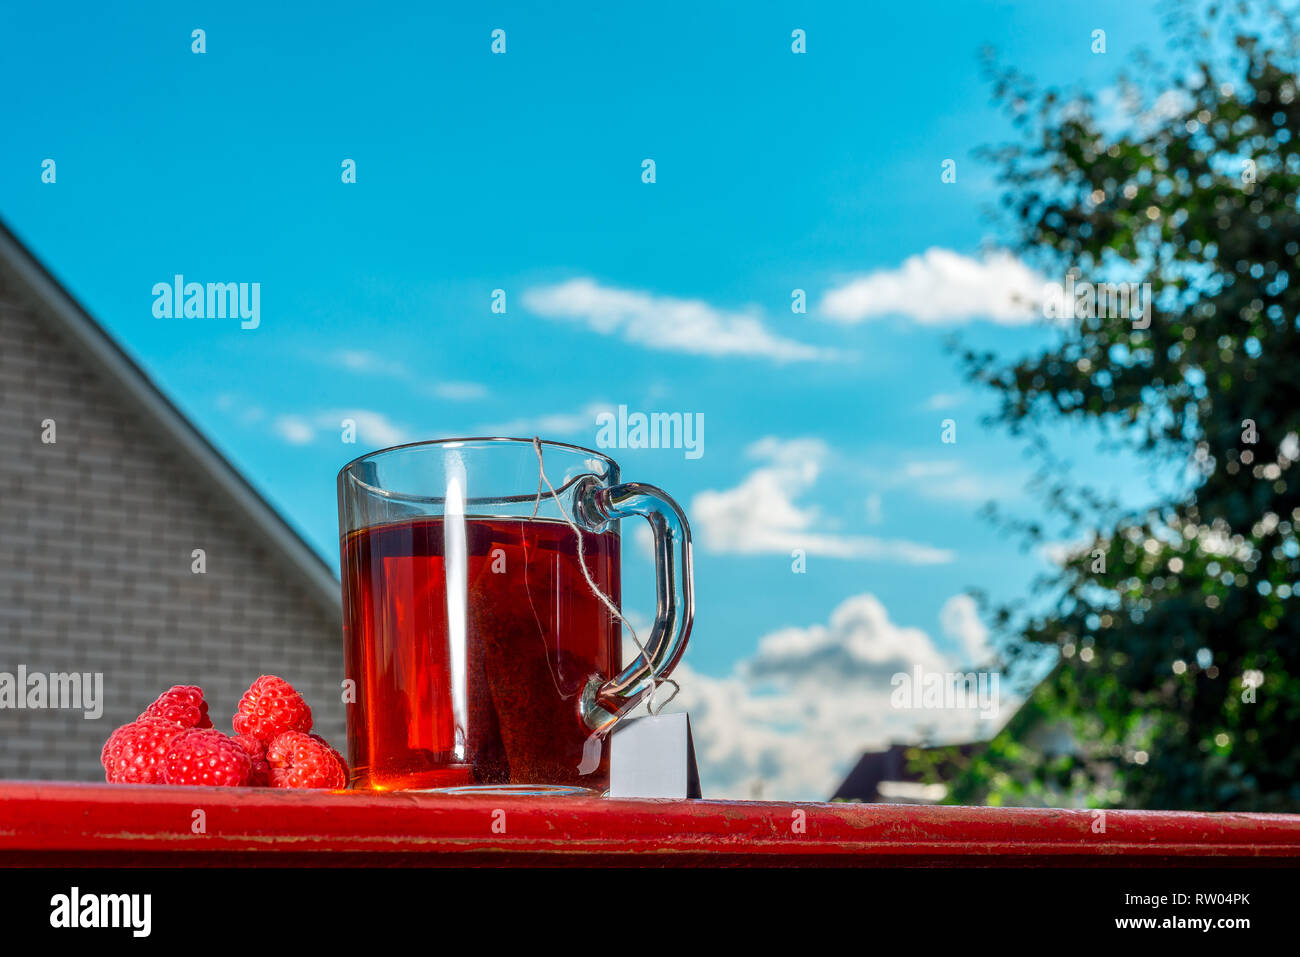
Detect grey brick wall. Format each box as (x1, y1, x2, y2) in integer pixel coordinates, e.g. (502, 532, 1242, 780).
(0, 283, 344, 780)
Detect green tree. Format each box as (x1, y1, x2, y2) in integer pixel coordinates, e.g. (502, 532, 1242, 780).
(916, 2, 1300, 810)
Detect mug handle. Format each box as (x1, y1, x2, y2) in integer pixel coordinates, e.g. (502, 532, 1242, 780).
(574, 478, 695, 734)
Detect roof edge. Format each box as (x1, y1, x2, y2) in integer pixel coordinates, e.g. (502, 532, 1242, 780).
(0, 219, 341, 622)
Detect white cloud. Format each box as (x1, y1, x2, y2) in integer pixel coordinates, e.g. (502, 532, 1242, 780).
(897, 459, 1022, 503)
(691, 438, 954, 564)
(746, 594, 948, 682)
(523, 278, 833, 361)
(477, 401, 612, 439)
(819, 248, 1045, 325)
(429, 381, 488, 401)
(327, 350, 488, 403)
(273, 415, 316, 445)
(939, 594, 991, 664)
(216, 393, 266, 425)
(923, 392, 965, 411)
(273, 410, 409, 448)
(331, 349, 409, 377)
(619, 609, 657, 663)
(632, 523, 655, 562)
(344, 410, 409, 447)
(664, 592, 1003, 800)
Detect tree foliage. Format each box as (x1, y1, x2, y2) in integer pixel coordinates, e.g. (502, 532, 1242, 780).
(915, 1, 1300, 810)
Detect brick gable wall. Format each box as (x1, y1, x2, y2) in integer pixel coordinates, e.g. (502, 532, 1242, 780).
(0, 279, 344, 780)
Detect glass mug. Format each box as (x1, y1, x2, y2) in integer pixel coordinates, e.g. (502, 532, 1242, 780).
(337, 437, 694, 793)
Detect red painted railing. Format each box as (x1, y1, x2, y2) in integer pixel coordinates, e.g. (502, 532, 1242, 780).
(2, 781, 1298, 866)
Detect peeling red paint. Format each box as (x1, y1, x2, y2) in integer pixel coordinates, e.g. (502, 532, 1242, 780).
(0, 782, 1297, 866)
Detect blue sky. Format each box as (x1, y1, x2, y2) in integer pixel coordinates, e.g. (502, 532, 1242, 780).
(2, 1, 1178, 798)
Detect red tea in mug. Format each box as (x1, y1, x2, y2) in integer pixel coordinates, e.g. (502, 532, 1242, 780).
(342, 516, 621, 791)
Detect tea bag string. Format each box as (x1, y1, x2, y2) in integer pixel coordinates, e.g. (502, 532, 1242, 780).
(531, 437, 679, 719)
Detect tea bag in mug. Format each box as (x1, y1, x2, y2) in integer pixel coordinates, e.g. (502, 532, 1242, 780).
(530, 438, 697, 795)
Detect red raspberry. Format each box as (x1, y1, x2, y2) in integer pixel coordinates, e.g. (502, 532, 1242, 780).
(138, 685, 213, 730)
(267, 731, 347, 789)
(232, 734, 270, 787)
(162, 729, 252, 787)
(101, 719, 190, 784)
(232, 675, 312, 743)
(309, 733, 348, 777)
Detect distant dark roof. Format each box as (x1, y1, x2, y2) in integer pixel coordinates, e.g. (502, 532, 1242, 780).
(831, 745, 910, 801)
(831, 742, 981, 802)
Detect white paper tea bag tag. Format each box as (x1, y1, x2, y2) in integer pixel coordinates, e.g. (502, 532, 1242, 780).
(608, 712, 702, 799)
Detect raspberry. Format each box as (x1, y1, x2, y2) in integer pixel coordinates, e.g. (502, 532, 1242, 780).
(138, 685, 213, 730)
(232, 733, 270, 787)
(162, 729, 252, 787)
(309, 733, 348, 776)
(101, 719, 190, 784)
(232, 675, 312, 743)
(267, 731, 347, 789)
